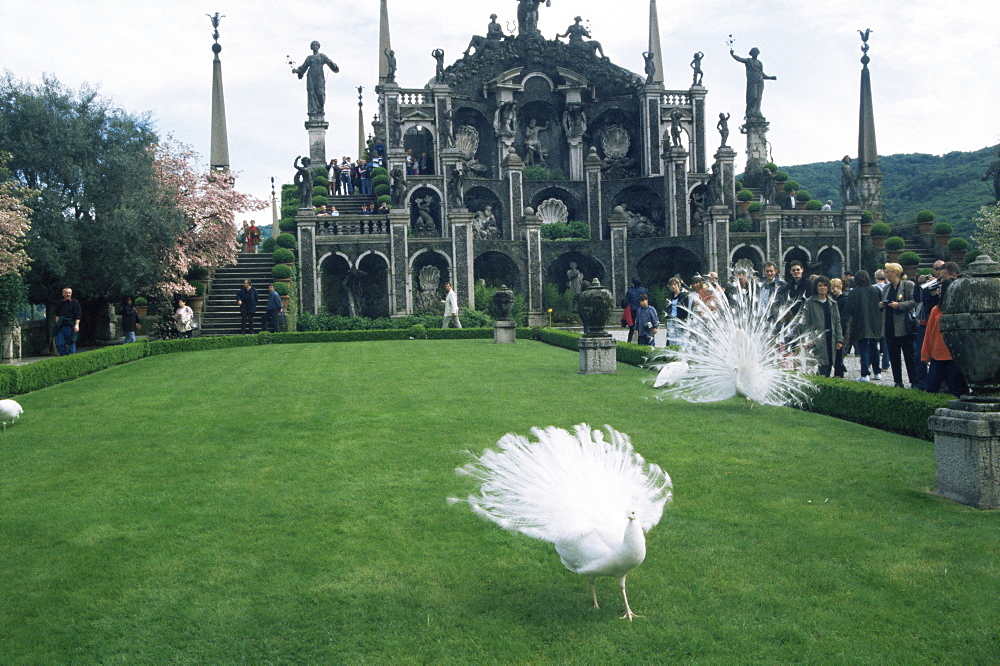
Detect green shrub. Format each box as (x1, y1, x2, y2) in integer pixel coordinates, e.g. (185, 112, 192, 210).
(898, 251, 921, 266)
(807, 376, 948, 441)
(805, 199, 823, 210)
(774, 170, 789, 182)
(374, 183, 390, 197)
(272, 248, 295, 264)
(281, 203, 300, 218)
(541, 221, 590, 240)
(474, 283, 528, 325)
(783, 180, 799, 192)
(917, 268, 934, 276)
(0, 342, 150, 397)
(947, 236, 969, 251)
(261, 238, 277, 253)
(371, 166, 388, 178)
(736, 189, 754, 202)
(523, 166, 565, 181)
(276, 233, 297, 249)
(729, 216, 753, 232)
(407, 324, 427, 339)
(795, 190, 812, 202)
(279, 217, 297, 232)
(933, 222, 952, 235)
(734, 180, 743, 191)
(186, 265, 209, 281)
(860, 210, 875, 223)
(191, 280, 206, 297)
(377, 195, 392, 208)
(915, 209, 935, 223)
(747, 201, 764, 213)
(134, 297, 148, 306)
(312, 174, 327, 187)
(869, 222, 891, 237)
(884, 236, 905, 251)
(372, 175, 390, 189)
(272, 281, 290, 296)
(763, 162, 777, 172)
(312, 195, 328, 207)
(271, 264, 295, 279)
(313, 185, 327, 197)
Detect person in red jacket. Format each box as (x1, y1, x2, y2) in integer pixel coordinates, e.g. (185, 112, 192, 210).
(920, 279, 967, 397)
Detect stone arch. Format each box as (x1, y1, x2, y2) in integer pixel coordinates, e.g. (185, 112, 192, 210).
(465, 186, 504, 239)
(355, 251, 391, 317)
(408, 186, 443, 237)
(729, 244, 766, 274)
(689, 183, 710, 228)
(816, 245, 845, 278)
(319, 252, 352, 316)
(518, 99, 562, 174)
(453, 106, 495, 177)
(636, 247, 702, 292)
(530, 186, 581, 222)
(782, 246, 812, 280)
(546, 252, 606, 294)
(474, 251, 522, 292)
(409, 248, 452, 314)
(612, 184, 663, 237)
(403, 126, 434, 167)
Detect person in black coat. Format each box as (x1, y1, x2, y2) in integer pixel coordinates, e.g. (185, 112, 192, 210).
(121, 297, 141, 344)
(237, 280, 259, 334)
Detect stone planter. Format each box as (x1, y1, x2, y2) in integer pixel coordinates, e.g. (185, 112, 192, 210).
(860, 222, 873, 235)
(887, 250, 902, 262)
(795, 201, 807, 210)
(737, 201, 751, 214)
(870, 235, 887, 249)
(902, 264, 919, 277)
(188, 296, 204, 313)
(576, 279, 613, 338)
(951, 250, 967, 263)
(276, 278, 292, 286)
(935, 234, 950, 247)
(918, 221, 934, 235)
(492, 285, 514, 320)
(134, 305, 148, 318)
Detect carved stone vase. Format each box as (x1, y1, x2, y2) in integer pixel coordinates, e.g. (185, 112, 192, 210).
(493, 285, 514, 321)
(576, 278, 613, 337)
(940, 255, 1000, 402)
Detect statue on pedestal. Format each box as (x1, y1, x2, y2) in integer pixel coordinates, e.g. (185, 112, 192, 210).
(465, 14, 506, 57)
(691, 51, 704, 86)
(294, 156, 314, 208)
(523, 118, 549, 167)
(517, 0, 550, 37)
(292, 41, 339, 116)
(432, 49, 446, 83)
(729, 47, 775, 119)
(840, 156, 858, 205)
(556, 16, 606, 59)
(642, 51, 656, 85)
(384, 49, 397, 83)
(717, 112, 730, 147)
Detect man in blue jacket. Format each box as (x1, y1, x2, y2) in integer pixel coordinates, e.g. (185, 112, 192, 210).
(632, 293, 659, 346)
(265, 284, 284, 333)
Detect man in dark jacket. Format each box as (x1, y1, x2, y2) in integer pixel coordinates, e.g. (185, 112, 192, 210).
(265, 284, 284, 333)
(776, 261, 812, 323)
(53, 287, 82, 355)
(121, 297, 141, 344)
(237, 280, 259, 334)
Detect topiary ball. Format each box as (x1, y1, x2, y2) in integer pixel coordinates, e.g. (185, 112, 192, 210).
(276, 233, 297, 249)
(272, 247, 295, 264)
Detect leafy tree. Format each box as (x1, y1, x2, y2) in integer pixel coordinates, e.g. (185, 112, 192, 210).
(0, 153, 32, 278)
(971, 205, 1000, 258)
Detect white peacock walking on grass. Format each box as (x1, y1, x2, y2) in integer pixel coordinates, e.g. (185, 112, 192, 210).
(0, 399, 24, 430)
(650, 267, 816, 407)
(450, 424, 672, 620)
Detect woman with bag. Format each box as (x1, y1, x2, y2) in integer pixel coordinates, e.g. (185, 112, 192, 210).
(878, 262, 917, 388)
(174, 299, 196, 339)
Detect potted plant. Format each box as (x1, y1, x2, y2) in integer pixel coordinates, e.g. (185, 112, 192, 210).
(271, 263, 295, 285)
(276, 232, 297, 249)
(860, 210, 875, 234)
(898, 251, 921, 275)
(948, 236, 969, 262)
(805, 199, 823, 211)
(915, 209, 935, 234)
(794, 190, 812, 210)
(188, 280, 206, 313)
(133, 297, 148, 318)
(884, 235, 905, 261)
(933, 221, 952, 247)
(736, 189, 754, 213)
(272, 247, 296, 265)
(272, 280, 291, 311)
(729, 216, 753, 232)
(783, 180, 799, 194)
(747, 201, 764, 219)
(774, 170, 789, 184)
(869, 221, 891, 248)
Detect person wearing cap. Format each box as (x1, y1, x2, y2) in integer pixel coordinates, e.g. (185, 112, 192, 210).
(821, 200, 833, 211)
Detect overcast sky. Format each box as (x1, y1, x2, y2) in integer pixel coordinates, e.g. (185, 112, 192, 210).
(3, 0, 998, 220)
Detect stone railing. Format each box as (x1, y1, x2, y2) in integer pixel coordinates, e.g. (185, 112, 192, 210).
(780, 211, 844, 230)
(661, 91, 691, 107)
(315, 216, 391, 238)
(398, 90, 434, 107)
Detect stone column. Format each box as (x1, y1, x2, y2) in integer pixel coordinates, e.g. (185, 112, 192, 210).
(740, 117, 769, 188)
(761, 204, 782, 264)
(306, 119, 328, 167)
(296, 210, 318, 314)
(523, 208, 545, 326)
(842, 206, 863, 272)
(689, 85, 707, 174)
(641, 87, 662, 176)
(502, 147, 524, 242)
(608, 206, 629, 302)
(705, 205, 730, 275)
(389, 211, 410, 315)
(450, 210, 474, 311)
(584, 147, 604, 241)
(662, 144, 689, 237)
(439, 147, 464, 239)
(713, 145, 737, 212)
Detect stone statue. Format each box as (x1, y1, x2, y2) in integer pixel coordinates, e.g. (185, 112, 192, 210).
(642, 51, 656, 85)
(448, 162, 465, 207)
(566, 262, 583, 295)
(562, 102, 587, 139)
(707, 160, 723, 206)
(669, 109, 684, 148)
(293, 41, 339, 117)
(717, 112, 730, 147)
(416, 264, 441, 312)
(389, 116, 403, 147)
(730, 47, 775, 119)
(761, 166, 776, 205)
(691, 51, 704, 86)
(473, 206, 499, 239)
(556, 16, 606, 58)
(494, 101, 518, 138)
(390, 166, 407, 208)
(384, 49, 396, 83)
(432, 49, 446, 83)
(517, 0, 550, 36)
(465, 14, 505, 56)
(982, 148, 1000, 203)
(294, 156, 314, 208)
(414, 195, 437, 234)
(523, 118, 549, 166)
(840, 155, 858, 205)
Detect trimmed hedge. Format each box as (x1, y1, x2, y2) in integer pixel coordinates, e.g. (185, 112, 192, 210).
(807, 376, 948, 440)
(1, 342, 150, 396)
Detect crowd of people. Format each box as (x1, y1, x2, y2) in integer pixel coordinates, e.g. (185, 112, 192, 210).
(624, 258, 967, 397)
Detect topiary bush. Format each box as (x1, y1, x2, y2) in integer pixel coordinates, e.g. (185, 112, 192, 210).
(729, 217, 753, 232)
(377, 195, 392, 208)
(191, 280, 206, 297)
(747, 201, 763, 213)
(947, 236, 969, 251)
(541, 221, 590, 240)
(869, 222, 891, 237)
(272, 281, 290, 296)
(933, 222, 952, 235)
(271, 264, 294, 279)
(313, 185, 327, 197)
(915, 210, 935, 223)
(134, 297, 148, 307)
(371, 166, 388, 179)
(861, 210, 875, 224)
(276, 233, 297, 249)
(186, 265, 209, 281)
(372, 174, 390, 189)
(736, 189, 754, 202)
(312, 195, 328, 207)
(783, 180, 799, 192)
(898, 251, 921, 267)
(272, 247, 295, 264)
(261, 238, 277, 253)
(884, 236, 905, 251)
(795, 190, 812, 202)
(774, 170, 789, 182)
(805, 199, 823, 210)
(374, 183, 390, 197)
(407, 324, 427, 339)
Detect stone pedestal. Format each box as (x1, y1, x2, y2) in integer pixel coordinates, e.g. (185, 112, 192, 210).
(578, 335, 617, 374)
(306, 119, 329, 166)
(296, 209, 318, 314)
(929, 404, 1000, 509)
(493, 321, 517, 344)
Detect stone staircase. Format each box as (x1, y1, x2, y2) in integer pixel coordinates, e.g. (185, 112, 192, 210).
(200, 253, 274, 335)
(325, 193, 378, 214)
(900, 239, 939, 271)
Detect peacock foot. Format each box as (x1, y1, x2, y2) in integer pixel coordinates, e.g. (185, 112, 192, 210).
(620, 609, 641, 621)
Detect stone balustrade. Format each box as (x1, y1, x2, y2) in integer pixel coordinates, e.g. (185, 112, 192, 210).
(660, 91, 691, 106)
(780, 211, 844, 230)
(314, 216, 391, 237)
(398, 90, 434, 106)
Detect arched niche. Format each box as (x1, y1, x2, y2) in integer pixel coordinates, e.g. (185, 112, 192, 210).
(411, 249, 451, 314)
(357, 252, 391, 318)
(816, 246, 845, 279)
(636, 247, 702, 292)
(782, 247, 811, 281)
(730, 244, 765, 275)
(612, 185, 664, 237)
(409, 186, 443, 237)
(465, 186, 504, 239)
(320, 253, 351, 316)
(530, 186, 581, 223)
(404, 126, 434, 171)
(517, 99, 563, 175)
(454, 106, 495, 177)
(474, 251, 522, 292)
(546, 252, 606, 294)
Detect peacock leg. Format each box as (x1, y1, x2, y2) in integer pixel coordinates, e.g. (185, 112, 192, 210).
(589, 578, 600, 608)
(619, 576, 640, 621)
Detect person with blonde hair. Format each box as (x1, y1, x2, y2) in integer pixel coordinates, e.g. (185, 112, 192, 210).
(878, 262, 917, 387)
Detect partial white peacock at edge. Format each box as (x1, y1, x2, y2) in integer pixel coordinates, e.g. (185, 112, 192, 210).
(0, 399, 23, 430)
(449, 424, 672, 620)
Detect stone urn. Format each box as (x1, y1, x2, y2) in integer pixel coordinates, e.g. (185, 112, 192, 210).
(939, 255, 1000, 402)
(576, 278, 613, 337)
(492, 285, 514, 321)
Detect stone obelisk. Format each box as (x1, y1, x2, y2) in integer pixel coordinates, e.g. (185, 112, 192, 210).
(647, 0, 665, 85)
(856, 29, 883, 221)
(208, 13, 230, 172)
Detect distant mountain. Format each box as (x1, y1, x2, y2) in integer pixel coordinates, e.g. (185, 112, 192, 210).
(774, 145, 997, 238)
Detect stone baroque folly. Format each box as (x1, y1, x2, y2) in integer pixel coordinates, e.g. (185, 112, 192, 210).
(295, 3, 870, 323)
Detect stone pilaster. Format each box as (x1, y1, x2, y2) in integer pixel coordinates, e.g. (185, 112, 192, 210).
(450, 210, 474, 311)
(502, 147, 524, 241)
(663, 144, 689, 237)
(842, 206, 863, 272)
(689, 85, 707, 174)
(740, 116, 770, 188)
(584, 147, 604, 241)
(389, 211, 409, 315)
(523, 208, 545, 326)
(642, 90, 662, 176)
(296, 210, 318, 314)
(306, 119, 329, 167)
(440, 147, 464, 239)
(761, 204, 782, 264)
(705, 204, 730, 275)
(714, 145, 737, 212)
(608, 206, 629, 301)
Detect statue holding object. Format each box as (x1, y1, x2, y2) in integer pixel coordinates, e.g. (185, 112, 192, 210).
(729, 46, 775, 119)
(292, 41, 339, 117)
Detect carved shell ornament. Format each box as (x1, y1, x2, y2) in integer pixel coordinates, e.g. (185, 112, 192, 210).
(537, 198, 569, 225)
(455, 125, 480, 162)
(602, 125, 631, 159)
(418, 264, 441, 292)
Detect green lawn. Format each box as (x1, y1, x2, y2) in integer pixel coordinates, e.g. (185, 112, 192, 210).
(1, 340, 996, 662)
